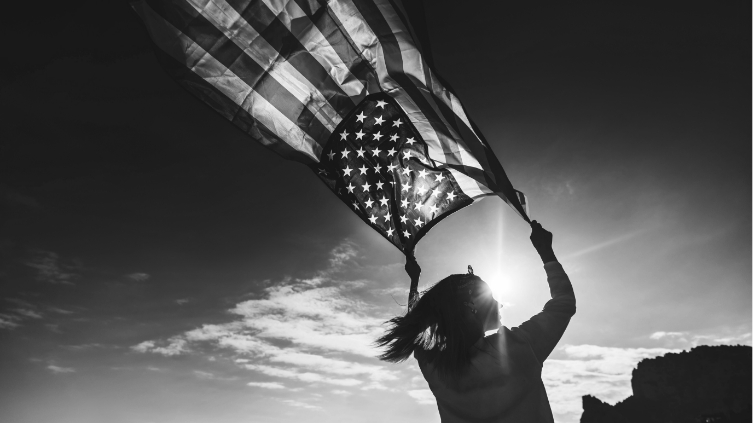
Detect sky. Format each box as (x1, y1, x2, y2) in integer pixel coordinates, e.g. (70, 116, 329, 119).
(0, 1, 750, 423)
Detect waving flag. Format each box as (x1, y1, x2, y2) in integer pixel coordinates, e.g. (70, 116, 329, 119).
(132, 0, 530, 255)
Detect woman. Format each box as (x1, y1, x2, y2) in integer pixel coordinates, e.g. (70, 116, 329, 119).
(376, 221, 575, 423)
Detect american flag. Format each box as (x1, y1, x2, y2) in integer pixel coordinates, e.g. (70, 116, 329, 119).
(132, 0, 530, 254)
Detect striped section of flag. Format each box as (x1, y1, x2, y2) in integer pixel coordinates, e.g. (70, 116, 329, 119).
(132, 0, 529, 223)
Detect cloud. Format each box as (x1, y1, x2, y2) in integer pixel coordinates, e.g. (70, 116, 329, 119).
(14, 308, 43, 319)
(192, 370, 237, 381)
(407, 389, 435, 405)
(175, 298, 190, 305)
(127, 273, 150, 282)
(265, 351, 397, 381)
(131, 338, 188, 356)
(0, 316, 20, 329)
(47, 365, 76, 374)
(649, 328, 752, 347)
(280, 399, 322, 410)
(247, 381, 286, 389)
(228, 284, 385, 357)
(245, 364, 363, 386)
(24, 250, 79, 285)
(328, 241, 358, 270)
(543, 344, 681, 422)
(649, 331, 686, 340)
(702, 332, 751, 345)
(131, 241, 399, 393)
(331, 389, 352, 396)
(0, 301, 48, 329)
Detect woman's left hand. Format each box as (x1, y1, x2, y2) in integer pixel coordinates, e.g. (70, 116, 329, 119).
(405, 255, 421, 281)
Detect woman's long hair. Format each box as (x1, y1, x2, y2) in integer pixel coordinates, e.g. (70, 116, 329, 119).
(375, 274, 484, 383)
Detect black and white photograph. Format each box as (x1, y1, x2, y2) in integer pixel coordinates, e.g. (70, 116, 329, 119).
(1, 1, 750, 422)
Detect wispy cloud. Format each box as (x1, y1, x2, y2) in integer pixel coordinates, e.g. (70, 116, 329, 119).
(127, 273, 150, 282)
(649, 331, 686, 340)
(47, 365, 76, 374)
(407, 389, 435, 405)
(281, 399, 322, 410)
(0, 307, 44, 329)
(331, 389, 352, 396)
(247, 381, 286, 390)
(244, 364, 362, 386)
(328, 241, 358, 271)
(649, 328, 751, 347)
(0, 299, 52, 329)
(132, 338, 188, 356)
(192, 370, 237, 382)
(24, 250, 80, 285)
(14, 308, 43, 319)
(0, 315, 21, 329)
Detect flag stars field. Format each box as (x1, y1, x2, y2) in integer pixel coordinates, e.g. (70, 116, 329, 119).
(313, 94, 473, 251)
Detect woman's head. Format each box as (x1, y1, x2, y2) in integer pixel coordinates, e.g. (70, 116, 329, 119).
(375, 273, 500, 382)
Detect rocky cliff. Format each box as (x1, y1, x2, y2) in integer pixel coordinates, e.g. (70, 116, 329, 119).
(580, 345, 751, 423)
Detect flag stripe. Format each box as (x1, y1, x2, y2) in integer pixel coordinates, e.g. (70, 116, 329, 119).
(157, 0, 341, 141)
(225, 0, 361, 118)
(260, 0, 367, 101)
(186, 0, 350, 134)
(298, 2, 381, 97)
(134, 0, 322, 161)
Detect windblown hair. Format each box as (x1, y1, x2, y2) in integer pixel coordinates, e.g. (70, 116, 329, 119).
(375, 274, 484, 383)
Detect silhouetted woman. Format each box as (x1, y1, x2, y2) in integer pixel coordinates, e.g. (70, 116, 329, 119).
(376, 221, 575, 423)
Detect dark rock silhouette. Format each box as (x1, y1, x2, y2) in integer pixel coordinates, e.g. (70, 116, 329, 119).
(580, 345, 751, 423)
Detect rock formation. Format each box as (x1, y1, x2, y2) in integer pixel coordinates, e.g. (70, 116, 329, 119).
(580, 345, 751, 423)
